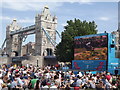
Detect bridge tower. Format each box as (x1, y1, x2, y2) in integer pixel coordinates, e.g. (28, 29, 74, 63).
(6, 19, 22, 57)
(35, 6, 57, 56)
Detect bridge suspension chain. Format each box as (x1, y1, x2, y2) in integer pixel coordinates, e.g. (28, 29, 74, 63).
(1, 26, 61, 49)
(43, 28, 57, 45)
(55, 30, 61, 39)
(41, 27, 57, 47)
(1, 38, 7, 49)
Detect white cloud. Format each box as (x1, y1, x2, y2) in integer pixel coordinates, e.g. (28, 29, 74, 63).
(61, 23, 67, 27)
(0, 16, 11, 20)
(18, 19, 34, 23)
(1, 0, 63, 11)
(99, 17, 110, 21)
(0, 16, 34, 23)
(18, 18, 34, 23)
(67, 0, 93, 5)
(1, 0, 119, 11)
(1, 0, 119, 2)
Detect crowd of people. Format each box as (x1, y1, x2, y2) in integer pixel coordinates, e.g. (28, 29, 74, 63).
(0, 64, 120, 90)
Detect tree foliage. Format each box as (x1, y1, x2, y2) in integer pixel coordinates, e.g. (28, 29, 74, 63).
(55, 18, 97, 62)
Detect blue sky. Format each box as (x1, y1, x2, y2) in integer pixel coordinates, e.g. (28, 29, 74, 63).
(0, 0, 119, 47)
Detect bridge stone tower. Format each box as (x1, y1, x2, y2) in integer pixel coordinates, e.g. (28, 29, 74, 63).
(4, 6, 57, 66)
(35, 6, 57, 56)
(6, 19, 22, 57)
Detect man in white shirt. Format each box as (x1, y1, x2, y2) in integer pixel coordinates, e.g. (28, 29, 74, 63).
(76, 77, 82, 87)
(50, 82, 58, 90)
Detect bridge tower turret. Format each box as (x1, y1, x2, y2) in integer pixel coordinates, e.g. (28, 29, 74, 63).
(35, 6, 57, 56)
(6, 19, 22, 57)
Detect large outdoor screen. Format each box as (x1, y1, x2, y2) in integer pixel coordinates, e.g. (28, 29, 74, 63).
(74, 34, 108, 60)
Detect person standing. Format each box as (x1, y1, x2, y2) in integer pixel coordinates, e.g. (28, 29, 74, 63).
(34, 80, 41, 90)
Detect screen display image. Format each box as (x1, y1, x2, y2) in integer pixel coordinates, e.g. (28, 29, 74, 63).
(74, 35, 108, 60)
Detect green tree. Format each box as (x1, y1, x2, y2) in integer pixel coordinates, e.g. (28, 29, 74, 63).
(55, 18, 97, 62)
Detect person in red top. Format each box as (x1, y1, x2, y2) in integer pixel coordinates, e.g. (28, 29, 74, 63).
(55, 64, 60, 69)
(105, 73, 111, 81)
(74, 86, 80, 90)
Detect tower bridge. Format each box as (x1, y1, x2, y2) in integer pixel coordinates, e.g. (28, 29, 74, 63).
(10, 25, 35, 35)
(0, 6, 61, 66)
